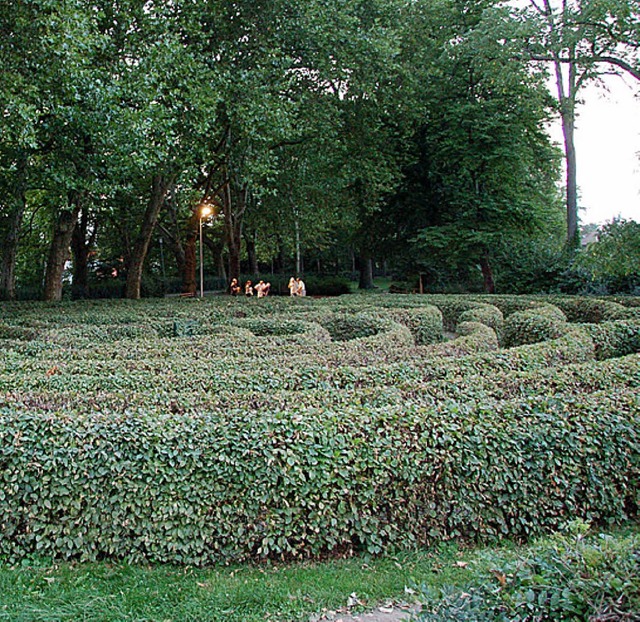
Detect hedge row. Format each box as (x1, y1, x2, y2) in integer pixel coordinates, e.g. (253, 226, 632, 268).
(0, 294, 639, 565)
(1, 389, 637, 565)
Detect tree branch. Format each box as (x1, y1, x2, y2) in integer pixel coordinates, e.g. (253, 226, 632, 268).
(527, 50, 640, 80)
(591, 55, 640, 80)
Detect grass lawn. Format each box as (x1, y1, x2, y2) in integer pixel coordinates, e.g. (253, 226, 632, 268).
(2, 522, 638, 621)
(0, 542, 479, 622)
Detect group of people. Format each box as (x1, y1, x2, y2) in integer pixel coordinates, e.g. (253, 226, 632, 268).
(288, 276, 306, 297)
(228, 276, 306, 297)
(229, 278, 271, 298)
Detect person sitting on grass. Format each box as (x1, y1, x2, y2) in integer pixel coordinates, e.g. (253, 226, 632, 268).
(244, 280, 254, 296)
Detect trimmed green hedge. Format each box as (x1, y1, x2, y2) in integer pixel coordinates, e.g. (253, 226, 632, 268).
(386, 306, 444, 345)
(458, 306, 504, 343)
(0, 294, 639, 566)
(417, 523, 640, 621)
(503, 306, 567, 348)
(0, 390, 637, 565)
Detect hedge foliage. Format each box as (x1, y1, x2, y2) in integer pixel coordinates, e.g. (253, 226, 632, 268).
(0, 294, 639, 565)
(417, 521, 640, 621)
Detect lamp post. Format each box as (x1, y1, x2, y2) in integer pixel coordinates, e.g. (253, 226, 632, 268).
(199, 204, 213, 298)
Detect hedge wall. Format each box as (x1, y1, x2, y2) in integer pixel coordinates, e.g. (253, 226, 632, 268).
(0, 294, 639, 565)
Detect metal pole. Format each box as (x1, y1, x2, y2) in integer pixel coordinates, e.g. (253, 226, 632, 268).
(199, 217, 204, 298)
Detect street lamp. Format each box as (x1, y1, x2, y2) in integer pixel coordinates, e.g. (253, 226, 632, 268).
(199, 203, 214, 298)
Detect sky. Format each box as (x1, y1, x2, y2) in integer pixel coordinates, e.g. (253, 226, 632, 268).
(547, 76, 640, 226)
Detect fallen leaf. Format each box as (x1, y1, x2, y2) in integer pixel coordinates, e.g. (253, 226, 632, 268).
(490, 569, 507, 587)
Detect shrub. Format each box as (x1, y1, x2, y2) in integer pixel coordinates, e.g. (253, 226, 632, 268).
(582, 320, 640, 360)
(0, 323, 38, 341)
(305, 276, 351, 297)
(426, 322, 499, 358)
(318, 312, 391, 341)
(231, 318, 322, 338)
(0, 294, 637, 567)
(386, 306, 444, 345)
(424, 298, 489, 332)
(548, 296, 636, 323)
(416, 522, 640, 621)
(457, 306, 503, 343)
(503, 305, 567, 348)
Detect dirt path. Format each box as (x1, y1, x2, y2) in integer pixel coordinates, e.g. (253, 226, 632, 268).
(309, 602, 420, 622)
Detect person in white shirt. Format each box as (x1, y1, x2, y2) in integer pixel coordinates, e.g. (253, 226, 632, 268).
(296, 277, 306, 297)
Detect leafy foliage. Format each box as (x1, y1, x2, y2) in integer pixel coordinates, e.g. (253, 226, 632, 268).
(416, 521, 640, 621)
(577, 219, 640, 294)
(0, 294, 638, 566)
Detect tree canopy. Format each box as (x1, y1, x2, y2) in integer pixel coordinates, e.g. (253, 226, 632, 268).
(1, 0, 635, 299)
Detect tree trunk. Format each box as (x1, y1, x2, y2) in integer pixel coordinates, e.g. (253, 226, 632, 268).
(0, 153, 28, 300)
(43, 199, 82, 301)
(161, 184, 187, 290)
(358, 254, 375, 289)
(182, 200, 198, 296)
(125, 174, 170, 299)
(479, 248, 496, 294)
(217, 250, 227, 281)
(542, 0, 580, 246)
(204, 235, 226, 281)
(223, 177, 246, 282)
(560, 98, 579, 245)
(245, 230, 258, 275)
(0, 204, 26, 301)
(71, 226, 89, 300)
(182, 230, 197, 295)
(71, 207, 96, 299)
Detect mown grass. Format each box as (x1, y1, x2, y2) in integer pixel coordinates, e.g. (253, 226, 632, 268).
(0, 544, 464, 621)
(3, 522, 638, 622)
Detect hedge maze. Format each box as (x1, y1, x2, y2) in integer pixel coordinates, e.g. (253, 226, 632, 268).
(0, 294, 638, 565)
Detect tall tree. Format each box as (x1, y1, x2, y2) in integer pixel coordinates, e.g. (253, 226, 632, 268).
(0, 0, 48, 299)
(523, 0, 640, 244)
(394, 0, 563, 292)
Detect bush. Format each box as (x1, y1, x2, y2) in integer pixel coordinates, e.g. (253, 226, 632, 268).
(503, 306, 567, 348)
(427, 322, 499, 358)
(386, 306, 444, 345)
(582, 320, 640, 360)
(305, 276, 351, 296)
(458, 306, 504, 343)
(318, 312, 392, 341)
(416, 521, 640, 621)
(0, 294, 638, 567)
(548, 296, 636, 323)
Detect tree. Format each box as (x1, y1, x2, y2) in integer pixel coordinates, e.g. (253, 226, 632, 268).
(523, 0, 640, 245)
(394, 0, 563, 292)
(0, 0, 48, 299)
(577, 217, 640, 291)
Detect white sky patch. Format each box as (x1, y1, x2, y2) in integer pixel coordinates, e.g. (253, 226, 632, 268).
(547, 76, 640, 225)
